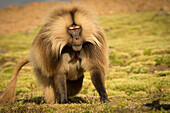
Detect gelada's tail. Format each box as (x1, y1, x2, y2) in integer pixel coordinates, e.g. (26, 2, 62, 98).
(0, 57, 29, 105)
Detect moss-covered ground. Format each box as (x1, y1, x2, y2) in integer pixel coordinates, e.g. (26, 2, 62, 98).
(0, 12, 170, 112)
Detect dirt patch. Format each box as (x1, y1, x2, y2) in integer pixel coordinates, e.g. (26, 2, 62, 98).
(0, 0, 170, 35)
(155, 65, 169, 71)
(0, 48, 7, 54)
(149, 64, 170, 72)
(0, 57, 15, 66)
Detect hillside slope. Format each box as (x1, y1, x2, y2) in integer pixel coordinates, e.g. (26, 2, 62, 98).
(0, 0, 170, 35)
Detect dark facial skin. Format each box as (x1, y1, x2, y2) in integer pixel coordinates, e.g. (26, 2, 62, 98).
(68, 25, 83, 51)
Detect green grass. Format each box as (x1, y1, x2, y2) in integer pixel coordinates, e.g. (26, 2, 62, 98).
(0, 12, 170, 112)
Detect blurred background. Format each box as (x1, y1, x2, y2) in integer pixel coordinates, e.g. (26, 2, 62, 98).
(0, 0, 170, 35)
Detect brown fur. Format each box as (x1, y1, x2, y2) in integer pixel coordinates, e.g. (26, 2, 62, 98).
(0, 2, 109, 104)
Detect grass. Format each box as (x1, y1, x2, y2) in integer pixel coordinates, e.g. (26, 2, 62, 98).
(0, 12, 170, 112)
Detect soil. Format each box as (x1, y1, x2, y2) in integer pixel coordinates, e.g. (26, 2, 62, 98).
(0, 0, 170, 35)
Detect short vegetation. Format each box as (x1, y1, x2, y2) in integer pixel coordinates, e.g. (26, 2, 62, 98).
(0, 12, 170, 112)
